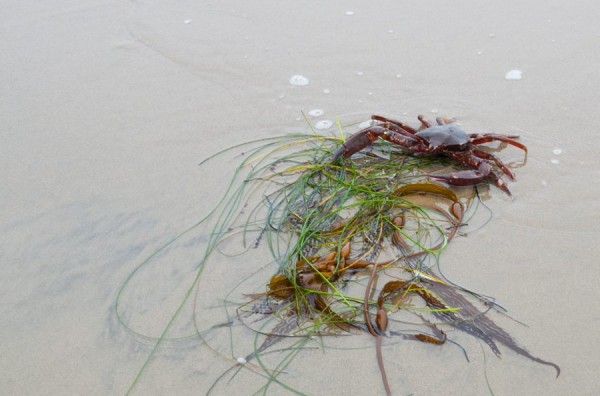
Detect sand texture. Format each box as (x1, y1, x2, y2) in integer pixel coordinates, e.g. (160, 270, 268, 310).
(1, 1, 599, 394)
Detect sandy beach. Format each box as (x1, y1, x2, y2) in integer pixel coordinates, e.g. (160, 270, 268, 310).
(2, 1, 599, 394)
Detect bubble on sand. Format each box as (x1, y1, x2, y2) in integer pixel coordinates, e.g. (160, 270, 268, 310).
(356, 71, 364, 76)
(314, 120, 333, 130)
(552, 148, 562, 155)
(345, 11, 355, 16)
(550, 159, 560, 165)
(289, 75, 309, 86)
(322, 88, 331, 94)
(183, 19, 192, 24)
(505, 70, 523, 80)
(236, 357, 247, 364)
(308, 109, 324, 117)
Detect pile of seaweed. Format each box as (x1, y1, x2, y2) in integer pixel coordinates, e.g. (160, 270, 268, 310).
(117, 115, 558, 395)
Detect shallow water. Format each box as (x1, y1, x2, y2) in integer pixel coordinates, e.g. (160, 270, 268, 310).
(2, 1, 600, 394)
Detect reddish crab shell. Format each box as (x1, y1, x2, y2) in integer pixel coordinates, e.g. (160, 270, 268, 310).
(415, 125, 470, 151)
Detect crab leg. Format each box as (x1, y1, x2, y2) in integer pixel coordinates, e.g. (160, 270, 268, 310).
(472, 149, 516, 180)
(486, 170, 513, 197)
(379, 120, 421, 140)
(417, 114, 432, 128)
(470, 134, 528, 154)
(372, 115, 418, 134)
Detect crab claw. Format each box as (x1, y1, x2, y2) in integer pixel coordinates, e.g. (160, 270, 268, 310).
(333, 125, 421, 161)
(332, 126, 387, 161)
(427, 162, 492, 186)
(427, 162, 513, 197)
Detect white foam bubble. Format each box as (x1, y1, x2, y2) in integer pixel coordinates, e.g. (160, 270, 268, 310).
(289, 75, 309, 86)
(308, 109, 324, 117)
(322, 88, 331, 94)
(505, 70, 523, 80)
(550, 159, 560, 165)
(345, 11, 355, 16)
(314, 120, 333, 130)
(236, 357, 247, 364)
(552, 148, 562, 155)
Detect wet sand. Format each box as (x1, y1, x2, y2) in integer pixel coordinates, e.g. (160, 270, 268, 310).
(2, 1, 599, 394)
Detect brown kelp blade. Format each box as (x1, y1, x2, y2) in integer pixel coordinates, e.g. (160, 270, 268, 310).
(393, 182, 459, 202)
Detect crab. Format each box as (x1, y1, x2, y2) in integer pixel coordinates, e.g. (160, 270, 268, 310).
(332, 114, 527, 197)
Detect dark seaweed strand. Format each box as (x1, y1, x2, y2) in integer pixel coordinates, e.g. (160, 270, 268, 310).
(425, 280, 560, 377)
